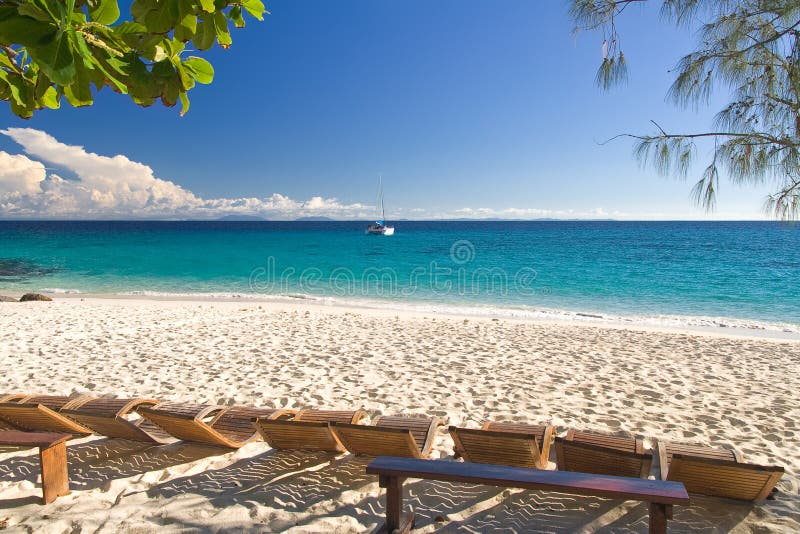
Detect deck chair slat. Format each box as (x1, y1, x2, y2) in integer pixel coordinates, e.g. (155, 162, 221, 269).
(143, 403, 220, 420)
(671, 474, 771, 488)
(74, 398, 157, 417)
(376, 417, 441, 453)
(657, 441, 784, 501)
(664, 443, 737, 462)
(331, 417, 443, 459)
(568, 431, 638, 453)
(555, 431, 652, 479)
(668, 457, 782, 500)
(210, 407, 292, 444)
(334, 427, 421, 458)
(20, 396, 94, 412)
(483, 422, 548, 442)
(0, 404, 92, 435)
(139, 404, 294, 448)
(295, 410, 366, 425)
(451, 423, 554, 470)
(256, 410, 366, 453)
(257, 421, 344, 452)
(61, 398, 171, 444)
(0, 396, 25, 430)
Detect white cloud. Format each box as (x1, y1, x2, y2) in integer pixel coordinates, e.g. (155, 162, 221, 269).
(1, 128, 729, 221)
(0, 128, 372, 219)
(449, 206, 618, 220)
(0, 152, 46, 196)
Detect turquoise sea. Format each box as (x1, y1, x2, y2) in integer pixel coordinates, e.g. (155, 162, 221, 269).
(1, 221, 798, 332)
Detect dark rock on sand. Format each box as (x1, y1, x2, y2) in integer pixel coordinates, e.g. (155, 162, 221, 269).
(19, 293, 53, 302)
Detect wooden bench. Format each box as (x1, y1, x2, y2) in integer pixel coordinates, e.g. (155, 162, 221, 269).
(0, 430, 71, 504)
(366, 456, 690, 534)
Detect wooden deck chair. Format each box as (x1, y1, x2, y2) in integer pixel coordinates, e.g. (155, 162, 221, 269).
(0, 395, 95, 435)
(555, 429, 652, 478)
(449, 421, 555, 469)
(254, 409, 368, 453)
(657, 440, 784, 501)
(0, 395, 27, 429)
(61, 398, 173, 444)
(138, 403, 296, 448)
(331, 415, 445, 458)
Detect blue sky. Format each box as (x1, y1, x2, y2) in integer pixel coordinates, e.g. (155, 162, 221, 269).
(0, 1, 774, 219)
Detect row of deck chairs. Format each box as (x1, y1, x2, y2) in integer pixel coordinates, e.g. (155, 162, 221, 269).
(0, 394, 442, 455)
(0, 394, 784, 503)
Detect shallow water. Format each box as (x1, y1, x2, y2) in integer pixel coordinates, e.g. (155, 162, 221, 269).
(1, 220, 798, 330)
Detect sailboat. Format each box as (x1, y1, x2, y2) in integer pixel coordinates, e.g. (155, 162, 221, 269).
(366, 176, 395, 236)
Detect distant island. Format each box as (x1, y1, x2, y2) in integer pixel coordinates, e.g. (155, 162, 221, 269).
(208, 216, 618, 223)
(214, 215, 339, 222)
(215, 215, 266, 221)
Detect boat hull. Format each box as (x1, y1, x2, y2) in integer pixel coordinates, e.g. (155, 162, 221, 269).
(366, 225, 395, 235)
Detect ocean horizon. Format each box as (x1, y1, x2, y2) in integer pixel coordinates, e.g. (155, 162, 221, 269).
(2, 220, 798, 334)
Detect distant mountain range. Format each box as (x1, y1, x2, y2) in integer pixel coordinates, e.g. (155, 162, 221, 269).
(215, 215, 338, 221)
(211, 215, 618, 222)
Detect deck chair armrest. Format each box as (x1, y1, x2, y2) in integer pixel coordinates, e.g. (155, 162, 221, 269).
(420, 418, 446, 457)
(657, 441, 669, 481)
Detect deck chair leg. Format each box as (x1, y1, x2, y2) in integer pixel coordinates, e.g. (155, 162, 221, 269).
(378, 475, 414, 534)
(648, 503, 668, 534)
(39, 441, 69, 504)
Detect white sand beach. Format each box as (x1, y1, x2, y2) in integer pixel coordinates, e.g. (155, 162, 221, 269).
(0, 297, 798, 532)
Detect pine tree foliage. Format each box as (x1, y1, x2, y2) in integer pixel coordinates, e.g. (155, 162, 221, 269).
(571, 0, 800, 219)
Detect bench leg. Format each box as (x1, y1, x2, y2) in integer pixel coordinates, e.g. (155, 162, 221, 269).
(378, 475, 414, 534)
(39, 441, 69, 504)
(648, 503, 668, 534)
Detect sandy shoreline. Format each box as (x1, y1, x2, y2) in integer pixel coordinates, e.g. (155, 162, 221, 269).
(0, 297, 798, 532)
(10, 290, 800, 341)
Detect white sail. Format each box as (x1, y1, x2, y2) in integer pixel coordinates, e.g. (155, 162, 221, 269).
(366, 175, 395, 235)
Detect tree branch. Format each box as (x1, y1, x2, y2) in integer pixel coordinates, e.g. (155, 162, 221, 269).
(1, 45, 24, 76)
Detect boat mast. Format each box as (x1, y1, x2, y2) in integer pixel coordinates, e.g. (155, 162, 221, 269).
(379, 175, 385, 223)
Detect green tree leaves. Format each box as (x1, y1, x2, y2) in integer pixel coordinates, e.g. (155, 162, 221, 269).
(183, 57, 214, 84)
(242, 0, 264, 20)
(30, 31, 75, 86)
(88, 0, 120, 25)
(0, 0, 265, 118)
